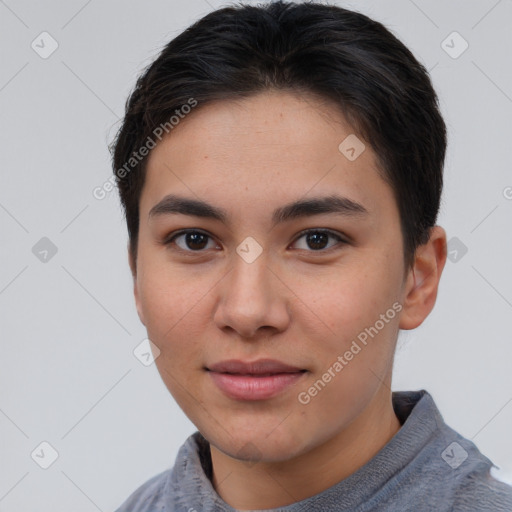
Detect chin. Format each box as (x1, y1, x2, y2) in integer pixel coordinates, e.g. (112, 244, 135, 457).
(207, 422, 310, 464)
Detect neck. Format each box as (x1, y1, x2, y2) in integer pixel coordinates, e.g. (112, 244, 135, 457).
(209, 386, 401, 510)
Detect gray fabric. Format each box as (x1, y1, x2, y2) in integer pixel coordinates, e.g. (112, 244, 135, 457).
(114, 390, 512, 511)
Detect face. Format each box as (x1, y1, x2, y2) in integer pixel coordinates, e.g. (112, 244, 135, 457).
(131, 90, 410, 463)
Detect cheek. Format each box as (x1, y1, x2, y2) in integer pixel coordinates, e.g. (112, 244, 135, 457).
(299, 258, 401, 360)
(139, 272, 208, 406)
(137, 268, 208, 361)
(137, 250, 204, 329)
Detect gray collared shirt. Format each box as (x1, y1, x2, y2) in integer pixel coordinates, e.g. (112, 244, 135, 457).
(115, 390, 512, 511)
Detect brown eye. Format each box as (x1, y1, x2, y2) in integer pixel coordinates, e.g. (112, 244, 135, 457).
(292, 229, 346, 252)
(166, 230, 218, 252)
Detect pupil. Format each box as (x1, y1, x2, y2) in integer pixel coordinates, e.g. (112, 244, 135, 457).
(307, 232, 328, 250)
(187, 232, 207, 250)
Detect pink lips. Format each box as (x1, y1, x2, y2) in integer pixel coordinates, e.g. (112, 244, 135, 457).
(206, 359, 307, 401)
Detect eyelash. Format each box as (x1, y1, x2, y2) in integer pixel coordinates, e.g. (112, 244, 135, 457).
(162, 228, 348, 255)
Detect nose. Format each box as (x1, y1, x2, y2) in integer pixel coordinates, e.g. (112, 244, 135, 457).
(213, 251, 291, 340)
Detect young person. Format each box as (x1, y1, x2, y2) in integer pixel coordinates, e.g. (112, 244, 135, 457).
(111, 2, 512, 510)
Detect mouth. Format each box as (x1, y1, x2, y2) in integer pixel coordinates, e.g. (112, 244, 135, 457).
(206, 358, 306, 375)
(214, 372, 306, 376)
(205, 359, 307, 400)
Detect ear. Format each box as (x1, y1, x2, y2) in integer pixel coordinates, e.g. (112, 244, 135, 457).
(128, 243, 146, 326)
(399, 226, 447, 330)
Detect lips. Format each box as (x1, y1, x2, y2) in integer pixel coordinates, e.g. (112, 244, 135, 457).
(206, 358, 306, 375)
(206, 359, 307, 400)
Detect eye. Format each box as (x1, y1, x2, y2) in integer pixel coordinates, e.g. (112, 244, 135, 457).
(163, 228, 348, 254)
(164, 229, 219, 252)
(291, 229, 347, 252)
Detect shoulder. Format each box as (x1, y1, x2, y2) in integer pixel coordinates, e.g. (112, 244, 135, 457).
(113, 432, 206, 512)
(390, 391, 512, 510)
(452, 465, 512, 511)
(114, 468, 172, 512)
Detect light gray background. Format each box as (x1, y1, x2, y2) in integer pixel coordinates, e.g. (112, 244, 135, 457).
(1, 0, 511, 510)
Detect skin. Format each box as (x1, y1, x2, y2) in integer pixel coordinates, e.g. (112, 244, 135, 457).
(128, 90, 447, 510)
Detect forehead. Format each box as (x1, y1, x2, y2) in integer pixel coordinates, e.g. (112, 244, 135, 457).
(140, 90, 395, 222)
(148, 91, 364, 164)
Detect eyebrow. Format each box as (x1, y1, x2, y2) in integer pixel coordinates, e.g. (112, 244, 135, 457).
(148, 193, 368, 227)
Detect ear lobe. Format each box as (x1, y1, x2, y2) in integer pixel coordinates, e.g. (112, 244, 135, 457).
(128, 244, 146, 326)
(399, 226, 447, 330)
